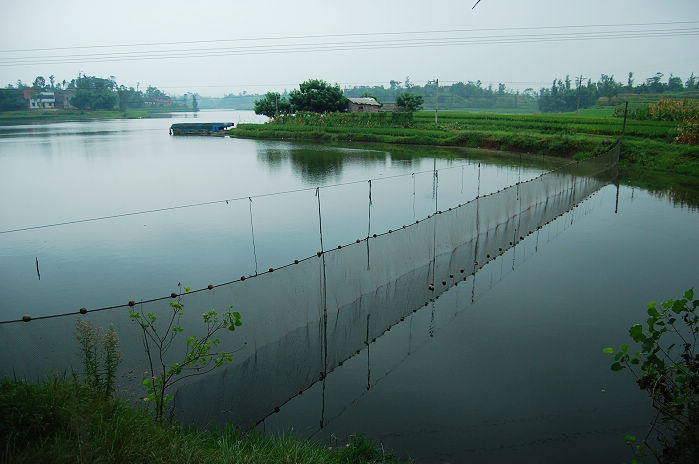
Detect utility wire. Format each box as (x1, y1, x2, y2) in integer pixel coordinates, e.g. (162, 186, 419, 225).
(1, 28, 696, 66)
(1, 20, 696, 53)
(4, 27, 697, 62)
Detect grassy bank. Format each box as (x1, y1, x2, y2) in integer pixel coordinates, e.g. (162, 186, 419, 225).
(0, 377, 403, 464)
(0, 106, 192, 125)
(229, 111, 699, 176)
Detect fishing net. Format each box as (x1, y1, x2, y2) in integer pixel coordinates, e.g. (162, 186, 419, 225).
(0, 141, 620, 427)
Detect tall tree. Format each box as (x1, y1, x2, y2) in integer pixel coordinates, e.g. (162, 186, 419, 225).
(396, 92, 424, 112)
(254, 92, 291, 117)
(289, 79, 347, 113)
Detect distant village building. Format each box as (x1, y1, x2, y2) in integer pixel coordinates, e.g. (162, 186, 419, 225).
(144, 96, 172, 106)
(54, 90, 75, 109)
(346, 97, 404, 113)
(347, 97, 381, 113)
(23, 88, 56, 109)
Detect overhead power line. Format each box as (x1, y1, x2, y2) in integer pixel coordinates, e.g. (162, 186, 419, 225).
(3, 27, 698, 63)
(0, 23, 697, 67)
(1, 29, 696, 67)
(1, 20, 696, 53)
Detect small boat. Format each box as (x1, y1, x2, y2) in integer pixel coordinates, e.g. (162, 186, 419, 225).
(169, 122, 234, 135)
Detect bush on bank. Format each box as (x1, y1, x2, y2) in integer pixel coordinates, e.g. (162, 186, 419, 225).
(0, 377, 403, 464)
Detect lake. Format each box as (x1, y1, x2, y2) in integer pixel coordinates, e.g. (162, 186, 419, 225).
(1, 110, 697, 463)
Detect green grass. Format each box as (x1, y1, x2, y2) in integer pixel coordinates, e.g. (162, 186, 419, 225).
(0, 377, 404, 464)
(230, 111, 699, 176)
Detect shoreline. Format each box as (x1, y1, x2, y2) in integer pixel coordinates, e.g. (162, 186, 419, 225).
(227, 111, 699, 176)
(0, 107, 192, 125)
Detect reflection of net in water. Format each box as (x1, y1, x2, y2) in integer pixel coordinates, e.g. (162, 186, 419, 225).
(0, 142, 619, 427)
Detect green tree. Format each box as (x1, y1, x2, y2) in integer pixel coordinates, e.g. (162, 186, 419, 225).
(396, 92, 424, 112)
(646, 73, 665, 93)
(0, 89, 27, 110)
(69, 75, 117, 110)
(289, 79, 348, 113)
(604, 288, 698, 462)
(254, 92, 291, 117)
(389, 80, 402, 90)
(32, 76, 46, 90)
(145, 85, 167, 99)
(668, 74, 684, 92)
(117, 86, 144, 110)
(129, 284, 242, 422)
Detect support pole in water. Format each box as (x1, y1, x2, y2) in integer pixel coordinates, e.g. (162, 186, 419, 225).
(621, 101, 629, 139)
(248, 197, 258, 276)
(477, 162, 481, 198)
(35, 257, 40, 280)
(367, 180, 372, 239)
(367, 180, 372, 269)
(316, 187, 328, 391)
(434, 170, 439, 214)
(366, 313, 371, 391)
(615, 183, 620, 214)
(412, 173, 416, 218)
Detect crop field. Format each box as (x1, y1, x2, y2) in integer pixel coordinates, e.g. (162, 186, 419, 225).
(231, 110, 699, 175)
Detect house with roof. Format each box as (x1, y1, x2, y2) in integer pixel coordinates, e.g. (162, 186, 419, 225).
(144, 96, 172, 106)
(54, 90, 75, 109)
(23, 88, 55, 109)
(347, 97, 381, 113)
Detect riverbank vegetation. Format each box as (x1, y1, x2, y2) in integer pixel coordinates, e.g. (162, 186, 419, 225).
(1, 73, 198, 118)
(230, 108, 699, 176)
(604, 289, 698, 462)
(0, 377, 401, 464)
(0, 106, 189, 125)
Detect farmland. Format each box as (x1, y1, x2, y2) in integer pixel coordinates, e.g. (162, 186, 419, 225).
(230, 108, 699, 176)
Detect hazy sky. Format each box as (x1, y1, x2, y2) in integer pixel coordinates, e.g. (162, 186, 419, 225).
(1, 0, 697, 96)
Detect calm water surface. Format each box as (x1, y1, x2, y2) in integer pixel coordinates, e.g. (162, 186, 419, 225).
(1, 111, 697, 463)
(1, 110, 557, 319)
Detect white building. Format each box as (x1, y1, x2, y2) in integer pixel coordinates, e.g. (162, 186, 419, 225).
(29, 91, 56, 109)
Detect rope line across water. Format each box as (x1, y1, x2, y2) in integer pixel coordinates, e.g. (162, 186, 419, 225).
(0, 141, 619, 324)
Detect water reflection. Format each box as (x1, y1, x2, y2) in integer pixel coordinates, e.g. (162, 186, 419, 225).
(618, 167, 699, 210)
(256, 144, 388, 183)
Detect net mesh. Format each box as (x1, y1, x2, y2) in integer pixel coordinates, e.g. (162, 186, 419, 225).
(0, 142, 620, 427)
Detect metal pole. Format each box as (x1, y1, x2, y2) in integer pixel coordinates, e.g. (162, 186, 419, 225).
(434, 78, 439, 124)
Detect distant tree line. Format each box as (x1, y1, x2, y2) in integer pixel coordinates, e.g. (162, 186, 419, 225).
(538, 72, 699, 113)
(1, 74, 197, 111)
(343, 77, 537, 112)
(254, 79, 348, 117)
(254, 79, 427, 117)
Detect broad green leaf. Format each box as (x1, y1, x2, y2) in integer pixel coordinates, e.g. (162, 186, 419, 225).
(629, 324, 645, 342)
(603, 347, 614, 354)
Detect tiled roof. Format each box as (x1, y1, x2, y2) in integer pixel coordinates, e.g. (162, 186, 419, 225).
(347, 97, 380, 106)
